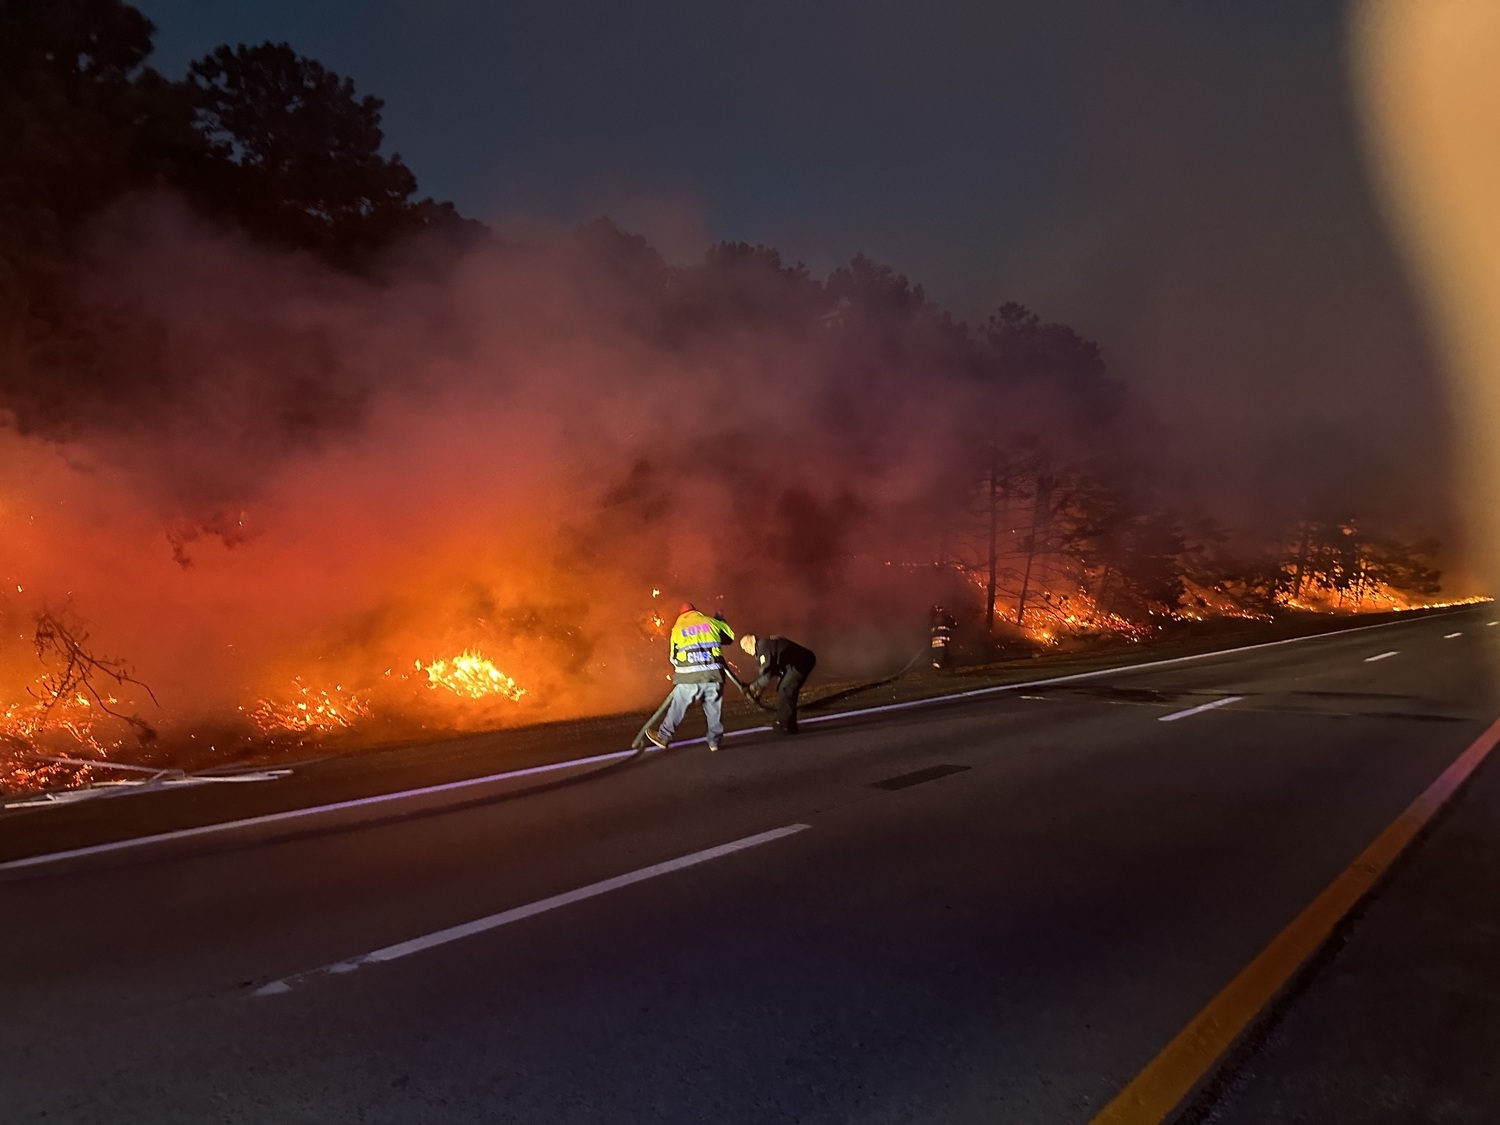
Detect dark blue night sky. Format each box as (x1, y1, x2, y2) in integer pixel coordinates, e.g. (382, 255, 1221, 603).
(133, 0, 1448, 521)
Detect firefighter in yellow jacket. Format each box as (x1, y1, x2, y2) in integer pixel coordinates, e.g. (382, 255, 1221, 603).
(647, 602, 735, 752)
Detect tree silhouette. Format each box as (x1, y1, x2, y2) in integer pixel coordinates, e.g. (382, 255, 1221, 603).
(0, 0, 201, 422)
(0, 5, 1458, 637)
(186, 42, 430, 265)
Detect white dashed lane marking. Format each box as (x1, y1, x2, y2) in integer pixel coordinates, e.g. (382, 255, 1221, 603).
(255, 823, 811, 997)
(1365, 651, 1399, 663)
(1158, 696, 1243, 722)
(1446, 632, 1463, 639)
(1, 609, 1469, 874)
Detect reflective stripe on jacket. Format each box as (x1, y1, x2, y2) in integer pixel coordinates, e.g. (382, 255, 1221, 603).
(669, 611, 735, 683)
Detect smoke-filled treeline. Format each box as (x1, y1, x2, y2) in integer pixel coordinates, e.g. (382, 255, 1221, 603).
(0, 2, 1458, 781)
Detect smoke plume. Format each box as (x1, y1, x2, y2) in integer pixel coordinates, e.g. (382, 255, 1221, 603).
(2, 196, 985, 758)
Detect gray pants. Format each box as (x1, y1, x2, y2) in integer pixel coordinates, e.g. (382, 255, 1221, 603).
(658, 680, 724, 747)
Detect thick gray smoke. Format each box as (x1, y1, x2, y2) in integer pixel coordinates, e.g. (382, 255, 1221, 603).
(1, 196, 1002, 753)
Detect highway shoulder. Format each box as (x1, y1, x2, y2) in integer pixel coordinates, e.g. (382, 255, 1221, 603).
(1202, 730, 1500, 1123)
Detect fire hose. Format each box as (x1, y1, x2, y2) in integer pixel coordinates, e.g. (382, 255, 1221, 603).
(630, 664, 772, 751)
(630, 647, 929, 750)
(798, 646, 929, 712)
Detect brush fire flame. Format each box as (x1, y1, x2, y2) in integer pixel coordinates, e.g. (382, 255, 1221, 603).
(1278, 588, 1490, 614)
(0, 570, 1483, 799)
(3, 686, 111, 751)
(242, 650, 527, 739)
(1, 677, 138, 793)
(0, 753, 93, 795)
(420, 650, 527, 702)
(960, 570, 1151, 644)
(247, 679, 371, 734)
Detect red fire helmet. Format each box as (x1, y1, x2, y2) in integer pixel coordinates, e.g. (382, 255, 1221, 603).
(677, 601, 696, 615)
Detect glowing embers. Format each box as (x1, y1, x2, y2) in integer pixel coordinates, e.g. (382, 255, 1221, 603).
(420, 650, 527, 702)
(1280, 588, 1489, 614)
(0, 686, 111, 794)
(2, 686, 109, 751)
(1020, 588, 1151, 644)
(640, 587, 668, 638)
(0, 676, 142, 794)
(233, 648, 528, 739)
(0, 753, 94, 794)
(249, 679, 371, 733)
(961, 569, 1151, 644)
(0, 611, 158, 757)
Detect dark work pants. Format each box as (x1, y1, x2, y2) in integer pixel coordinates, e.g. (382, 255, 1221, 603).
(776, 662, 813, 733)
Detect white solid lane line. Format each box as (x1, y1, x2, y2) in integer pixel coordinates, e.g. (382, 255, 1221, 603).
(2, 609, 1467, 873)
(255, 823, 810, 997)
(798, 615, 1445, 729)
(0, 749, 641, 873)
(1158, 696, 1244, 723)
(1365, 651, 1399, 662)
(1446, 632, 1464, 639)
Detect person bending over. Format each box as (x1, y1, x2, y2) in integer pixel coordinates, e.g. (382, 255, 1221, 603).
(740, 633, 817, 735)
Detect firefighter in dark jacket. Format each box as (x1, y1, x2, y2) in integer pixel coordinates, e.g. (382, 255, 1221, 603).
(739, 634, 817, 734)
(930, 604, 957, 668)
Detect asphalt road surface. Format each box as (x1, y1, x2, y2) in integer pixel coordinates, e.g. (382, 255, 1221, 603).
(3, 607, 1498, 1124)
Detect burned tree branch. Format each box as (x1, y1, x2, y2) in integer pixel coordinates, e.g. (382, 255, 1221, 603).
(30, 612, 159, 743)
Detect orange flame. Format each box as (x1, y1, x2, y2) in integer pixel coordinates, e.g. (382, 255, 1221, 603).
(247, 679, 371, 734)
(420, 650, 527, 702)
(1, 678, 121, 753)
(1278, 588, 1488, 614)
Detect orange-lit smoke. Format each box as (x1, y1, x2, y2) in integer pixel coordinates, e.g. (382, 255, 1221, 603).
(0, 202, 960, 779)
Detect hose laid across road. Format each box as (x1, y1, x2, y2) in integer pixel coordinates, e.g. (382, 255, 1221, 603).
(799, 648, 930, 712)
(631, 648, 931, 750)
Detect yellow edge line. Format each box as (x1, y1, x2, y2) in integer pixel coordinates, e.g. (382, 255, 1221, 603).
(1091, 713, 1500, 1125)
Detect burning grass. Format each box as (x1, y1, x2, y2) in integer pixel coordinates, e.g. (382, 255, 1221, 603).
(0, 625, 537, 795)
(0, 586, 1485, 798)
(0, 437, 1479, 799)
(421, 650, 526, 702)
(246, 679, 372, 734)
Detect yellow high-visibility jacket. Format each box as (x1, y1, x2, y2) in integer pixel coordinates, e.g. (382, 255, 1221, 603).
(669, 610, 735, 684)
